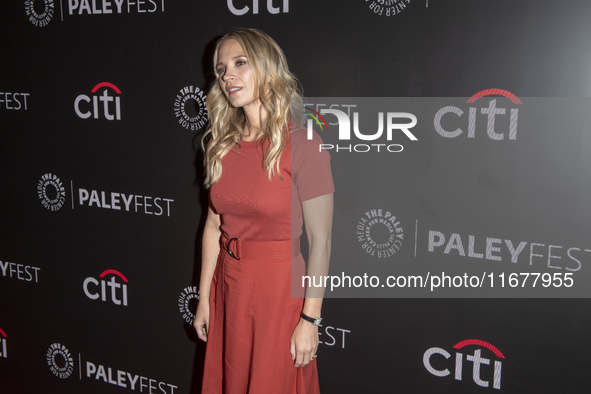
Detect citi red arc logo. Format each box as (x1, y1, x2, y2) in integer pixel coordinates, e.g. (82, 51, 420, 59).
(434, 88, 522, 140)
(423, 339, 505, 390)
(466, 89, 523, 105)
(83, 269, 128, 306)
(453, 339, 505, 356)
(0, 328, 6, 358)
(75, 82, 122, 120)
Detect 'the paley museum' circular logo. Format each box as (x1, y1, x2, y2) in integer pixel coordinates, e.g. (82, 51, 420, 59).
(174, 86, 207, 131)
(38, 173, 66, 211)
(25, 0, 55, 27)
(364, 0, 411, 17)
(47, 343, 74, 379)
(357, 209, 404, 258)
(178, 286, 199, 324)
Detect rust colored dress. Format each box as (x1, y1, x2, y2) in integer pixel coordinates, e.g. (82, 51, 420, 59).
(201, 126, 334, 394)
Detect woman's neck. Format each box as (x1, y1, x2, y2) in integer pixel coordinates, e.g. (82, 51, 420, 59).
(242, 104, 267, 142)
(241, 122, 260, 142)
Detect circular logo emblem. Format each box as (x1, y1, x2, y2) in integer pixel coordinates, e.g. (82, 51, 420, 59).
(46, 343, 74, 379)
(174, 86, 207, 131)
(178, 286, 199, 324)
(25, 0, 55, 27)
(38, 173, 66, 211)
(357, 209, 404, 258)
(364, 0, 411, 17)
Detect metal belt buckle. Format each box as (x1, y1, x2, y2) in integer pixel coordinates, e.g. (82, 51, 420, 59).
(226, 238, 240, 260)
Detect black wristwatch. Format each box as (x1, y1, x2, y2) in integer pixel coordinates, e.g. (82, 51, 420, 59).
(300, 311, 322, 326)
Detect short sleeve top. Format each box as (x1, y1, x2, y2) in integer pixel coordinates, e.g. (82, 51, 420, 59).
(210, 125, 334, 242)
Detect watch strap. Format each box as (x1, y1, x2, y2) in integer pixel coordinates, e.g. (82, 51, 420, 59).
(300, 311, 322, 326)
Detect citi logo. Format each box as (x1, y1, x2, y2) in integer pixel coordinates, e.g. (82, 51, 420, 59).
(304, 106, 417, 153)
(228, 0, 288, 15)
(423, 339, 505, 390)
(83, 269, 128, 306)
(434, 88, 521, 140)
(75, 82, 121, 120)
(0, 329, 6, 358)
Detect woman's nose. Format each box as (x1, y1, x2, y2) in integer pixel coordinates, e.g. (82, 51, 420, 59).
(222, 70, 234, 82)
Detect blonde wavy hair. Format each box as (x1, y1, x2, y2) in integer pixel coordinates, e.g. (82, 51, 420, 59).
(201, 28, 303, 188)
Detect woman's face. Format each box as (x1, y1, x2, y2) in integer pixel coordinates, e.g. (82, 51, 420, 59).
(216, 39, 259, 111)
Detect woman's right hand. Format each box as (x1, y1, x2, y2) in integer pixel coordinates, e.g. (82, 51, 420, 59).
(193, 299, 210, 342)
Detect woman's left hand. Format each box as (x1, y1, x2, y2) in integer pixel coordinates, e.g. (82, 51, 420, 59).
(290, 318, 319, 367)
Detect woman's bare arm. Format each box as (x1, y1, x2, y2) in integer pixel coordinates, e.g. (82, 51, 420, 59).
(290, 193, 333, 367)
(193, 199, 222, 342)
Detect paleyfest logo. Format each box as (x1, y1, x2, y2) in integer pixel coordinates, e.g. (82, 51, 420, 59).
(0, 259, 42, 283)
(37, 173, 175, 217)
(25, 0, 55, 27)
(357, 209, 404, 258)
(25, 0, 165, 25)
(427, 228, 590, 271)
(304, 107, 417, 153)
(0, 91, 30, 110)
(67, 0, 165, 15)
(83, 356, 179, 392)
(365, 0, 411, 17)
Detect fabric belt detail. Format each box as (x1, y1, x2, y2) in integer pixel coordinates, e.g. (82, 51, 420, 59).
(222, 234, 300, 260)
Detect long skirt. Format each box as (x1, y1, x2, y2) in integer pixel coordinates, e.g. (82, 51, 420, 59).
(201, 237, 320, 394)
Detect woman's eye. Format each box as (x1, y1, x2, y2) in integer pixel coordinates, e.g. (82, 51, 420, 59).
(236, 60, 246, 66)
(216, 69, 224, 76)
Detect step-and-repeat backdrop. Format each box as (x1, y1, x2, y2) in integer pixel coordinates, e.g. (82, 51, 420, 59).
(2, 1, 591, 393)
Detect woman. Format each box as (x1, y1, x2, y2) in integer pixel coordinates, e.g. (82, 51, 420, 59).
(193, 28, 334, 394)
